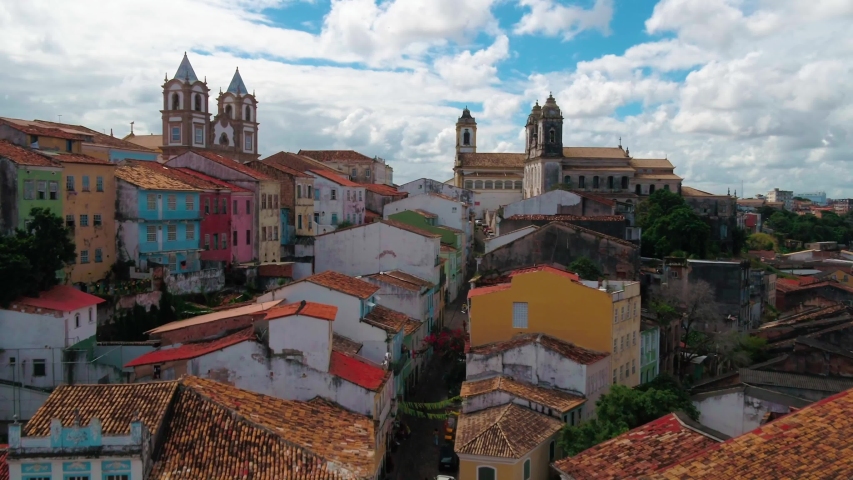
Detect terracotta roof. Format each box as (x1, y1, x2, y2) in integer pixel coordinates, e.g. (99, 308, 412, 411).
(265, 301, 338, 322)
(738, 369, 853, 392)
(123, 133, 163, 151)
(189, 150, 274, 180)
(413, 209, 438, 219)
(468, 333, 609, 365)
(32, 119, 156, 152)
(261, 151, 339, 174)
(468, 283, 512, 298)
(329, 351, 390, 392)
(332, 333, 363, 356)
(363, 305, 407, 333)
(363, 270, 435, 292)
(251, 159, 312, 178)
(508, 264, 580, 282)
(306, 270, 379, 299)
(125, 328, 256, 367)
(553, 413, 720, 479)
(127, 161, 226, 191)
(458, 152, 526, 168)
(365, 209, 381, 222)
(0, 140, 59, 167)
(571, 190, 616, 206)
(0, 117, 87, 141)
(48, 152, 113, 165)
(146, 301, 283, 335)
(309, 168, 361, 187)
(0, 445, 6, 480)
(116, 163, 200, 191)
(257, 263, 294, 277)
(634, 173, 683, 180)
(174, 167, 251, 192)
(461, 376, 585, 413)
(364, 183, 406, 197)
(24, 381, 179, 437)
(647, 389, 853, 479)
(12, 284, 105, 313)
(381, 218, 442, 238)
(441, 244, 458, 253)
(564, 147, 629, 159)
(506, 214, 626, 222)
(298, 149, 376, 164)
(404, 318, 422, 335)
(681, 186, 718, 197)
(152, 376, 377, 479)
(455, 403, 563, 458)
(629, 158, 675, 169)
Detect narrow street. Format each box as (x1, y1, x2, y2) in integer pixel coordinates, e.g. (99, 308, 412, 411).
(389, 297, 466, 479)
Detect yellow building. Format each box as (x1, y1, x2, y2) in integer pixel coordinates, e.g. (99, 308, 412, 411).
(467, 265, 641, 387)
(825, 269, 853, 287)
(51, 152, 118, 283)
(455, 403, 563, 480)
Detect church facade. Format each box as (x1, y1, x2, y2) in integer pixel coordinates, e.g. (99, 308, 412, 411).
(159, 53, 260, 164)
(452, 94, 683, 214)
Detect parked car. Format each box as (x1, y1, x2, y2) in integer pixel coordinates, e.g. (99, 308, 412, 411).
(439, 445, 459, 471)
(475, 219, 483, 225)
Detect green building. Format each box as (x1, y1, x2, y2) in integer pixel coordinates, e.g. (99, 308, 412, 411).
(0, 141, 63, 234)
(640, 320, 660, 384)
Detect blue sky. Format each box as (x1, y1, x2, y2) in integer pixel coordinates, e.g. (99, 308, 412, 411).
(0, 0, 852, 197)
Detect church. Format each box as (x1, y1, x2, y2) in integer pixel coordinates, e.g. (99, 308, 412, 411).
(128, 53, 261, 163)
(452, 94, 683, 214)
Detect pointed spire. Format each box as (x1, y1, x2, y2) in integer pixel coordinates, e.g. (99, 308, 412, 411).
(173, 52, 199, 83)
(227, 67, 249, 95)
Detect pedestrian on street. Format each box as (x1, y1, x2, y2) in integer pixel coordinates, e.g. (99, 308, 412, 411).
(433, 428, 439, 446)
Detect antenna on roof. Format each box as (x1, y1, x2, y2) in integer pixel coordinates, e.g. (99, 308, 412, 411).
(618, 136, 621, 148)
(57, 115, 62, 122)
(130, 121, 134, 135)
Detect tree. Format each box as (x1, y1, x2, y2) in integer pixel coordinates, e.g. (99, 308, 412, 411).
(569, 257, 603, 281)
(746, 233, 776, 251)
(0, 208, 76, 306)
(638, 190, 711, 258)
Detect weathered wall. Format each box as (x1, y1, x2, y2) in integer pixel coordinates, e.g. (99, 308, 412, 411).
(499, 217, 628, 241)
(503, 190, 582, 217)
(693, 388, 793, 438)
(62, 162, 117, 283)
(485, 226, 538, 254)
(0, 383, 50, 422)
(164, 267, 225, 295)
(399, 178, 476, 206)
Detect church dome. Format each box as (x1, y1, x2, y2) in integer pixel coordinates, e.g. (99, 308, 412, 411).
(542, 93, 561, 118)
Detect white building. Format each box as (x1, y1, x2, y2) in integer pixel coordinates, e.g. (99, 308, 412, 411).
(484, 225, 538, 254)
(465, 333, 611, 420)
(307, 168, 367, 234)
(383, 192, 472, 263)
(767, 188, 794, 210)
(691, 384, 810, 438)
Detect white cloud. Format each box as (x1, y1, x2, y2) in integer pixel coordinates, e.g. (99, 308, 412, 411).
(433, 35, 510, 89)
(514, 0, 613, 40)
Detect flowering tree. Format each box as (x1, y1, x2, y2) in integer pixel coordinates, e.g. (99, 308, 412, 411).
(423, 329, 466, 361)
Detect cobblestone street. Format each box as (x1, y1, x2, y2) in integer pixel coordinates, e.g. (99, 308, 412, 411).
(388, 299, 466, 479)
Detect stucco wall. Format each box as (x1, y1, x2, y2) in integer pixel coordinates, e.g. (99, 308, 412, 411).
(503, 190, 582, 217)
(268, 314, 332, 372)
(693, 389, 793, 438)
(62, 162, 117, 283)
(485, 226, 537, 254)
(164, 267, 225, 294)
(0, 383, 50, 422)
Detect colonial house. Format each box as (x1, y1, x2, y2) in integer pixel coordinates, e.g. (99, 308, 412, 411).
(307, 168, 367, 234)
(364, 183, 407, 221)
(250, 154, 315, 242)
(0, 140, 63, 235)
(398, 178, 476, 214)
(22, 118, 158, 162)
(383, 192, 472, 264)
(298, 149, 393, 185)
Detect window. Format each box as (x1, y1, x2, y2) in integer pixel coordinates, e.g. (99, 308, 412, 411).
(593, 176, 600, 188)
(297, 185, 303, 198)
(95, 248, 102, 263)
(365, 168, 370, 178)
(614, 339, 617, 352)
(186, 195, 195, 211)
(514, 180, 522, 190)
(194, 93, 202, 111)
(82, 175, 90, 191)
(262, 194, 267, 209)
(168, 254, 176, 271)
(75, 313, 81, 328)
(66, 139, 74, 152)
(80, 214, 89, 227)
(347, 190, 351, 201)
(548, 128, 555, 143)
(273, 226, 278, 241)
(226, 105, 233, 119)
(22, 180, 34, 199)
(167, 194, 176, 210)
(186, 223, 195, 240)
(358, 190, 362, 201)
(549, 440, 556, 461)
(632, 359, 636, 374)
(66, 175, 75, 191)
(485, 180, 493, 189)
(614, 309, 617, 323)
(245, 106, 252, 121)
(578, 175, 586, 188)
(219, 132, 229, 146)
(213, 198, 219, 214)
(274, 195, 279, 208)
(36, 180, 46, 199)
(649, 184, 656, 194)
(512, 302, 528, 328)
(32, 359, 46, 377)
(313, 187, 319, 200)
(465, 180, 473, 189)
(167, 224, 177, 241)
(195, 125, 204, 144)
(172, 93, 180, 109)
(204, 198, 210, 214)
(351, 168, 357, 177)
(221, 198, 227, 214)
(524, 459, 531, 479)
(476, 467, 496, 480)
(331, 213, 338, 225)
(233, 230, 238, 246)
(29, 134, 38, 145)
(147, 194, 156, 210)
(233, 200, 238, 212)
(105, 475, 130, 480)
(261, 227, 267, 241)
(298, 214, 303, 229)
(331, 189, 337, 200)
(147, 225, 156, 242)
(94, 214, 102, 226)
(494, 180, 503, 189)
(620, 365, 624, 378)
(613, 369, 617, 383)
(664, 184, 670, 191)
(204, 234, 211, 250)
(49, 181, 58, 199)
(213, 233, 219, 250)
(621, 336, 624, 350)
(314, 213, 320, 224)
(244, 132, 253, 151)
(221, 233, 228, 250)
(171, 126, 180, 142)
(633, 332, 636, 345)
(246, 229, 251, 245)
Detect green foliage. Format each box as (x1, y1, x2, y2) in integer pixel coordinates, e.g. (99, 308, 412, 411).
(0, 208, 76, 306)
(746, 233, 777, 251)
(764, 209, 853, 244)
(569, 256, 603, 281)
(650, 299, 679, 326)
(558, 379, 698, 456)
(638, 190, 711, 258)
(737, 335, 769, 364)
(336, 220, 354, 229)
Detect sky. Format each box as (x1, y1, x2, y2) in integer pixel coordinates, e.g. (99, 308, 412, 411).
(0, 0, 851, 197)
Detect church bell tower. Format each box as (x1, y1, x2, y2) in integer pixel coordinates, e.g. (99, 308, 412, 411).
(160, 53, 211, 160)
(454, 107, 477, 187)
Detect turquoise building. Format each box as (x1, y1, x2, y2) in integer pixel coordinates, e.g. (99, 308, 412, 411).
(640, 321, 660, 384)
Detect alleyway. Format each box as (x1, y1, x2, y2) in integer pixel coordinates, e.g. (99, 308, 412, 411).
(389, 298, 466, 479)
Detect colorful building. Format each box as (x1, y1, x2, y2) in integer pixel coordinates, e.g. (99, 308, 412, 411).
(307, 168, 366, 234)
(640, 320, 660, 384)
(250, 154, 316, 241)
(467, 265, 642, 387)
(27, 119, 158, 162)
(0, 140, 63, 235)
(115, 163, 202, 273)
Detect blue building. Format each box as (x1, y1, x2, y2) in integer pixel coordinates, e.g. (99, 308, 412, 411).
(794, 191, 827, 206)
(115, 162, 202, 274)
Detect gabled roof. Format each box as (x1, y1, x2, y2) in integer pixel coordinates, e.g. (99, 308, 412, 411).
(23, 381, 179, 437)
(298, 149, 376, 164)
(0, 117, 87, 141)
(186, 150, 273, 180)
(363, 305, 408, 333)
(305, 270, 379, 299)
(738, 369, 853, 393)
(461, 376, 585, 413)
(629, 158, 675, 169)
(250, 158, 312, 178)
(380, 219, 442, 238)
(173, 52, 198, 82)
(172, 167, 250, 192)
(505, 214, 626, 222)
(264, 300, 338, 322)
(332, 333, 363, 356)
(261, 151, 339, 174)
(47, 152, 113, 165)
(363, 183, 406, 197)
(309, 168, 361, 187)
(0, 140, 59, 167)
(123, 133, 163, 151)
(681, 186, 717, 197)
(329, 351, 390, 392)
(12, 285, 106, 313)
(125, 328, 256, 367)
(508, 264, 580, 282)
(455, 403, 563, 458)
(458, 152, 525, 168)
(467, 284, 512, 298)
(564, 147, 629, 159)
(226, 67, 248, 94)
(116, 163, 200, 191)
(404, 318, 422, 336)
(647, 389, 853, 479)
(146, 300, 283, 335)
(468, 333, 609, 365)
(129, 161, 226, 191)
(552, 413, 722, 479)
(363, 270, 435, 292)
(32, 119, 155, 152)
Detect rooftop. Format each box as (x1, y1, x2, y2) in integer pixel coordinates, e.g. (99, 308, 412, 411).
(23, 381, 179, 437)
(116, 163, 200, 191)
(188, 150, 273, 181)
(458, 152, 526, 168)
(468, 333, 609, 365)
(0, 117, 88, 141)
(298, 149, 377, 164)
(250, 158, 312, 178)
(647, 389, 853, 479)
(505, 214, 626, 222)
(404, 318, 422, 336)
(264, 300, 338, 322)
(0, 140, 59, 167)
(11, 284, 106, 313)
(460, 376, 585, 413)
(566, 147, 631, 159)
(467, 283, 512, 298)
(309, 168, 361, 187)
(332, 333, 363, 356)
(552, 413, 722, 479)
(261, 151, 339, 174)
(146, 300, 283, 335)
(305, 270, 380, 299)
(413, 209, 438, 219)
(380, 219, 442, 238)
(508, 264, 581, 282)
(174, 167, 251, 192)
(455, 403, 563, 458)
(329, 351, 390, 392)
(47, 152, 113, 165)
(363, 270, 435, 292)
(31, 119, 156, 152)
(125, 328, 257, 367)
(364, 183, 406, 197)
(738, 368, 853, 393)
(122, 133, 163, 151)
(363, 305, 408, 333)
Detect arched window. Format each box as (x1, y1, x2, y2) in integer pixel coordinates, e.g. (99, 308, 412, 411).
(477, 466, 496, 480)
(635, 184, 641, 195)
(194, 94, 201, 111)
(474, 180, 483, 189)
(664, 184, 671, 191)
(245, 106, 251, 121)
(494, 180, 502, 189)
(649, 184, 656, 194)
(549, 128, 555, 143)
(74, 313, 80, 328)
(514, 180, 522, 190)
(219, 133, 229, 146)
(297, 185, 303, 198)
(485, 180, 493, 189)
(578, 175, 586, 188)
(171, 93, 180, 110)
(621, 176, 629, 189)
(563, 175, 572, 187)
(225, 105, 233, 119)
(504, 180, 513, 189)
(463, 130, 470, 146)
(465, 180, 473, 189)
(593, 176, 600, 189)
